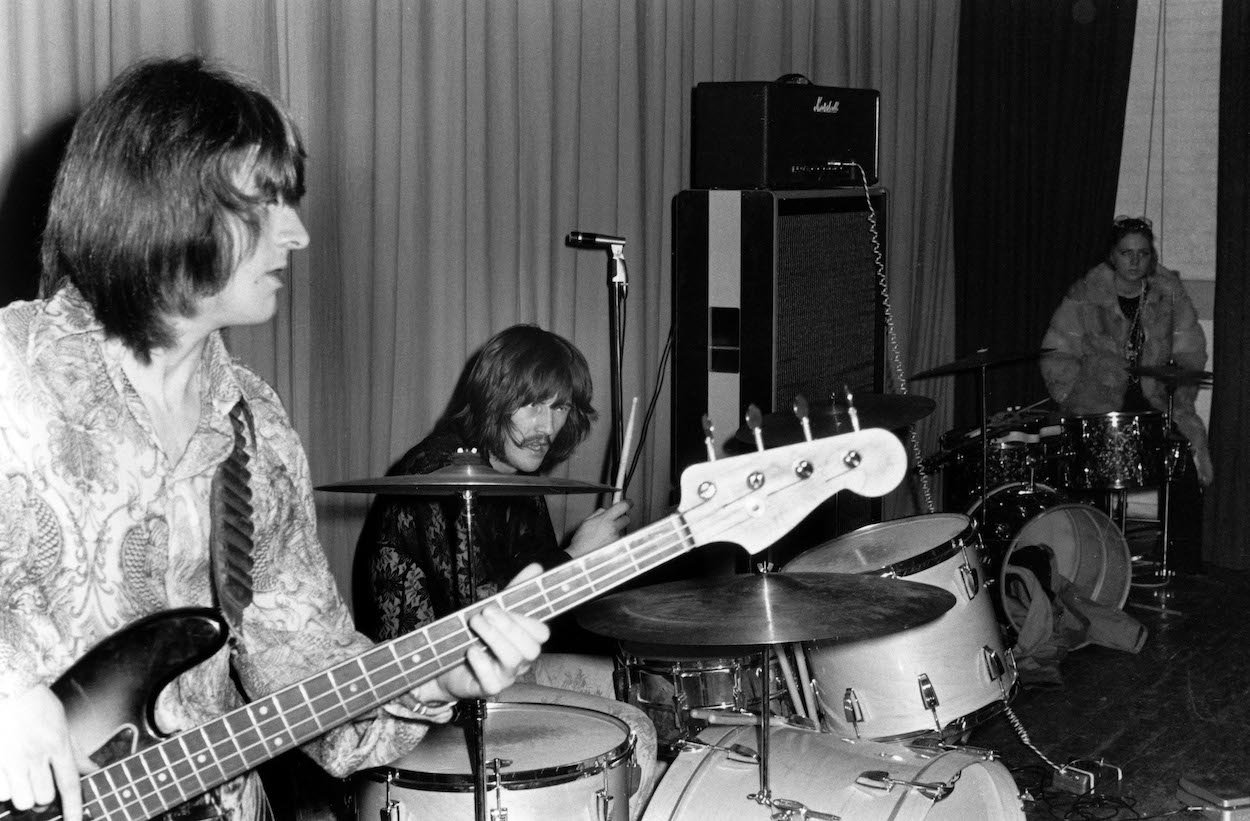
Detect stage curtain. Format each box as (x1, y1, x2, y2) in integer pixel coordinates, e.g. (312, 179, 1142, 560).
(0, 0, 961, 603)
(951, 0, 1136, 429)
(1206, 0, 1250, 569)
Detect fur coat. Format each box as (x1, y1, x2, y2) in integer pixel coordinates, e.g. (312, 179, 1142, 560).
(1040, 261, 1210, 474)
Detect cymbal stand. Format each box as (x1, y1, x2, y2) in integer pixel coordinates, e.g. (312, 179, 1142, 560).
(460, 487, 490, 821)
(977, 359, 990, 520)
(1129, 383, 1185, 618)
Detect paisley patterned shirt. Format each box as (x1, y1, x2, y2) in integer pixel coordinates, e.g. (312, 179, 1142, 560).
(0, 288, 432, 819)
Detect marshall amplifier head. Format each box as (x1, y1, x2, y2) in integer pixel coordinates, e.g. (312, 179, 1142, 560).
(692, 79, 880, 189)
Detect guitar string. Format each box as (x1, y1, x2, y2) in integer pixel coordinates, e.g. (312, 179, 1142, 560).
(31, 452, 869, 821)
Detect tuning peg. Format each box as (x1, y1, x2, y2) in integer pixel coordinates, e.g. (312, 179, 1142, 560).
(792, 394, 813, 442)
(746, 404, 765, 451)
(840, 385, 861, 432)
(701, 414, 717, 462)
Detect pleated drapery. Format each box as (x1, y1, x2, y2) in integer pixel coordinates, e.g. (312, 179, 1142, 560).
(0, 1, 961, 606)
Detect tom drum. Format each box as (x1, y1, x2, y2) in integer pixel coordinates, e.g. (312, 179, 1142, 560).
(783, 514, 1016, 740)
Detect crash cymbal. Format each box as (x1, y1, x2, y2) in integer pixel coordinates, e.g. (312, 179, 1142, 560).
(910, 347, 1054, 380)
(1129, 364, 1213, 386)
(732, 394, 935, 447)
(318, 461, 613, 496)
(577, 572, 955, 646)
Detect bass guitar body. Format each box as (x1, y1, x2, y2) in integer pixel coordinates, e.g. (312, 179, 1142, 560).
(51, 608, 228, 768)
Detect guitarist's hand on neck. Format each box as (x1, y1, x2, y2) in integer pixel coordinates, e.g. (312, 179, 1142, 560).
(412, 563, 551, 706)
(0, 684, 96, 821)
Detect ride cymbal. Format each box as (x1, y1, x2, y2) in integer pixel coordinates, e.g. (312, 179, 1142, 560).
(577, 572, 955, 646)
(910, 348, 1054, 380)
(732, 394, 936, 447)
(318, 461, 613, 496)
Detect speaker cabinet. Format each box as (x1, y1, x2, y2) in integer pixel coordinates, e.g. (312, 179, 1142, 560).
(671, 188, 887, 561)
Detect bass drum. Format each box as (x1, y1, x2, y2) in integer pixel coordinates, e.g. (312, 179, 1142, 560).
(641, 724, 1024, 820)
(967, 483, 1132, 637)
(783, 514, 1015, 740)
(355, 702, 635, 821)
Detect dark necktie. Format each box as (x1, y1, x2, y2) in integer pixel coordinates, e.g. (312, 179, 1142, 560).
(210, 399, 256, 632)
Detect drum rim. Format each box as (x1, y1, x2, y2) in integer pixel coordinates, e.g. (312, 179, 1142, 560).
(964, 481, 1062, 518)
(360, 702, 635, 792)
(784, 513, 974, 579)
(1060, 410, 1164, 423)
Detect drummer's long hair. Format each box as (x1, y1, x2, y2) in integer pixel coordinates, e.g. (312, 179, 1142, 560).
(448, 324, 595, 472)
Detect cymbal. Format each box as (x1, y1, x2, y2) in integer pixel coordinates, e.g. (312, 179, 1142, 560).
(1129, 364, 1213, 386)
(318, 462, 613, 496)
(732, 394, 936, 447)
(577, 572, 955, 646)
(910, 348, 1054, 380)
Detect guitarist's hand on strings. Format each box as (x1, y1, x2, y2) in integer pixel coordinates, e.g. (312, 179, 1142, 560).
(0, 684, 96, 821)
(412, 563, 550, 707)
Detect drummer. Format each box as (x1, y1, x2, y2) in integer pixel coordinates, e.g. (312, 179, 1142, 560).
(354, 323, 633, 644)
(1040, 215, 1210, 568)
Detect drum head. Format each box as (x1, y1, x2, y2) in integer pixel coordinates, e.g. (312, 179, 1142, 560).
(385, 702, 630, 781)
(1003, 503, 1132, 630)
(784, 513, 970, 575)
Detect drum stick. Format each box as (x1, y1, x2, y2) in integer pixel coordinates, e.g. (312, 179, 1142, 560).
(612, 397, 639, 505)
(774, 647, 807, 721)
(792, 642, 817, 723)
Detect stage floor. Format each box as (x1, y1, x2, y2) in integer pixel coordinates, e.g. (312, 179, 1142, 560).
(968, 564, 1250, 819)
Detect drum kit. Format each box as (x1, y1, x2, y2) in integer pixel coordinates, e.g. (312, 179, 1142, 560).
(319, 355, 1211, 819)
(321, 409, 1038, 819)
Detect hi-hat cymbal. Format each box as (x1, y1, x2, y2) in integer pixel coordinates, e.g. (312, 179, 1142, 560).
(1129, 364, 1213, 386)
(318, 462, 613, 496)
(577, 572, 955, 646)
(732, 394, 935, 447)
(910, 348, 1054, 380)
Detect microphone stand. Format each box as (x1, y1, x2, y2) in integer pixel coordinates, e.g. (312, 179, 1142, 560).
(605, 243, 627, 476)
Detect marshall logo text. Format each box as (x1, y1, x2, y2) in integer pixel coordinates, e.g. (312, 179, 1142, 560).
(812, 96, 840, 114)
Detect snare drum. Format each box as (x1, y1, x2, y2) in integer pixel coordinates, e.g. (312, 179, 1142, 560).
(641, 724, 1025, 820)
(968, 483, 1132, 640)
(355, 702, 635, 820)
(617, 643, 788, 754)
(783, 514, 1016, 740)
(1062, 411, 1167, 489)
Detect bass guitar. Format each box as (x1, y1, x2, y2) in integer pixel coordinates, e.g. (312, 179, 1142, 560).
(13, 427, 906, 821)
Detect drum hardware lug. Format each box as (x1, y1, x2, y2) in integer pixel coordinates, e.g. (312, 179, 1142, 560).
(487, 757, 512, 821)
(381, 772, 400, 821)
(854, 769, 958, 802)
(624, 732, 642, 795)
(983, 645, 1007, 684)
(959, 560, 980, 599)
(842, 688, 864, 738)
(595, 784, 615, 821)
(917, 674, 942, 732)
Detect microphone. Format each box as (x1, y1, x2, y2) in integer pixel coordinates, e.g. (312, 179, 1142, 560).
(566, 231, 626, 249)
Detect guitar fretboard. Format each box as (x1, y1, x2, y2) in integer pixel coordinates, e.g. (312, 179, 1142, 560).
(78, 513, 695, 820)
